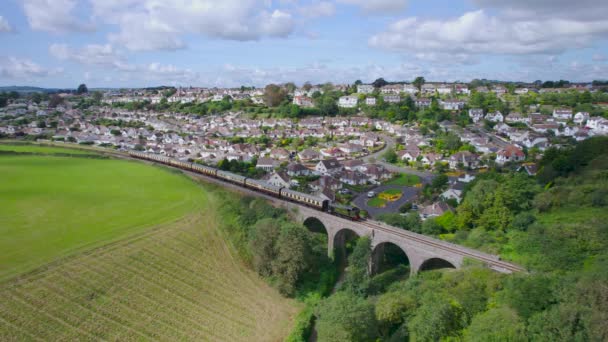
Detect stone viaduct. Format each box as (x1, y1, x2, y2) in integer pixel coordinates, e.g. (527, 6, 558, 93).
(287, 204, 525, 275)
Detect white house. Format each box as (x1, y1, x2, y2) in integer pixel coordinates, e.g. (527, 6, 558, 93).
(365, 97, 376, 106)
(338, 96, 358, 108)
(440, 99, 465, 110)
(437, 85, 453, 95)
(573, 112, 590, 125)
(266, 171, 291, 188)
(403, 84, 417, 94)
(357, 84, 374, 94)
(441, 182, 466, 203)
(485, 111, 504, 122)
(553, 108, 573, 120)
(469, 109, 484, 123)
(383, 94, 401, 103)
(496, 145, 525, 165)
(315, 158, 343, 175)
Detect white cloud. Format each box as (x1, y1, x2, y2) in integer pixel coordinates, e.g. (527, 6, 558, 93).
(472, 0, 608, 21)
(299, 1, 335, 18)
(0, 15, 12, 32)
(90, 0, 296, 51)
(49, 43, 134, 70)
(0, 57, 59, 79)
(592, 53, 607, 62)
(21, 0, 94, 33)
(338, 0, 408, 14)
(369, 10, 608, 56)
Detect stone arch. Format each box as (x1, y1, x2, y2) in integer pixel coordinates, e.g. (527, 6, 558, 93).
(303, 216, 328, 235)
(333, 228, 360, 260)
(370, 241, 411, 276)
(418, 257, 456, 272)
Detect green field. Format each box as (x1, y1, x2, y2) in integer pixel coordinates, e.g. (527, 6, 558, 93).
(386, 173, 421, 186)
(0, 143, 93, 155)
(380, 188, 402, 196)
(0, 149, 299, 340)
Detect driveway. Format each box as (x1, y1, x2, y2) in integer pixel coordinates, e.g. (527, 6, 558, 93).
(353, 184, 420, 218)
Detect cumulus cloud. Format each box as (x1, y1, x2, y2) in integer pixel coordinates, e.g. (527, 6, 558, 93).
(0, 15, 12, 32)
(21, 0, 94, 33)
(49, 43, 134, 71)
(369, 10, 608, 56)
(472, 0, 608, 20)
(0, 57, 59, 79)
(89, 0, 295, 51)
(338, 0, 408, 14)
(298, 1, 335, 18)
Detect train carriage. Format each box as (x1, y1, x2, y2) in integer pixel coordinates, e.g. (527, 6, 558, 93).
(216, 170, 247, 186)
(280, 188, 328, 211)
(245, 179, 282, 196)
(191, 163, 217, 177)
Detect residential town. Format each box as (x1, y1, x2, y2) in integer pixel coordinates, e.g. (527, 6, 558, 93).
(2, 79, 608, 220)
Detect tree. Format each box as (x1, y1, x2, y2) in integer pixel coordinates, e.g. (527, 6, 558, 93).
(464, 307, 527, 342)
(408, 294, 466, 341)
(343, 237, 372, 294)
(354, 79, 362, 85)
(76, 84, 88, 94)
(302, 82, 312, 91)
(413, 76, 425, 93)
(383, 147, 397, 163)
(249, 218, 281, 277)
(264, 84, 287, 107)
(48, 94, 64, 108)
(315, 291, 379, 342)
(372, 78, 388, 88)
(92, 91, 103, 103)
(271, 222, 312, 296)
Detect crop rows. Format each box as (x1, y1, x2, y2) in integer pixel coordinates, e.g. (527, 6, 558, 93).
(0, 213, 298, 341)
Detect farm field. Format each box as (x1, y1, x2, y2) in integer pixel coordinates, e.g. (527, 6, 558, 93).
(0, 154, 206, 281)
(0, 149, 299, 340)
(0, 143, 94, 155)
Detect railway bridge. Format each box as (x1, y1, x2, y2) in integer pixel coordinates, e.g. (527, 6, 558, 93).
(284, 204, 525, 275)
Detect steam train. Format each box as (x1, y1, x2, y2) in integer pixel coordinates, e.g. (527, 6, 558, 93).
(128, 151, 361, 220)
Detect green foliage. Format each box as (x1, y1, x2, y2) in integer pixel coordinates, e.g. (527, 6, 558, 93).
(464, 307, 526, 342)
(315, 291, 378, 342)
(408, 294, 467, 341)
(376, 213, 422, 233)
(343, 237, 372, 294)
(76, 83, 88, 94)
(383, 147, 397, 163)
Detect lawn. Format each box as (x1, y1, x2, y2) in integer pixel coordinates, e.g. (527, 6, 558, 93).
(367, 197, 387, 208)
(0, 151, 299, 340)
(386, 173, 421, 186)
(0, 143, 94, 155)
(0, 154, 207, 281)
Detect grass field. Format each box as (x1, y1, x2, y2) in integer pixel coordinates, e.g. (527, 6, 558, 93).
(386, 173, 421, 186)
(0, 150, 299, 340)
(0, 143, 93, 155)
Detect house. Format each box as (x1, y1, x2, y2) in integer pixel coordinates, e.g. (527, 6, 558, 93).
(286, 163, 311, 177)
(505, 112, 530, 124)
(449, 151, 479, 169)
(320, 147, 344, 159)
(310, 175, 342, 191)
(437, 84, 453, 95)
(403, 84, 417, 94)
(420, 202, 453, 220)
(573, 112, 590, 125)
(340, 170, 369, 185)
(553, 108, 573, 120)
(496, 145, 525, 165)
(266, 171, 291, 188)
(339, 143, 363, 154)
(269, 148, 291, 160)
(256, 157, 279, 171)
(518, 163, 538, 176)
(342, 159, 364, 171)
(440, 99, 465, 110)
(383, 94, 401, 103)
(365, 97, 376, 106)
(357, 84, 374, 94)
(587, 117, 608, 134)
(298, 148, 320, 161)
(485, 111, 504, 122)
(415, 98, 432, 108)
(292, 96, 314, 108)
(469, 109, 484, 123)
(360, 164, 391, 182)
(315, 158, 343, 175)
(441, 181, 466, 203)
(338, 96, 358, 108)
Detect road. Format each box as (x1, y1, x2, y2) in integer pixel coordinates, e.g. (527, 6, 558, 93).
(363, 134, 435, 184)
(353, 185, 419, 218)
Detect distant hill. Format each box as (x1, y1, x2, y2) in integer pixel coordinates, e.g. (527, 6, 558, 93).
(0, 86, 66, 94)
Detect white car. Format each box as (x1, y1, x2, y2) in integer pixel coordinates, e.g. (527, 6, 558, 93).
(367, 191, 375, 198)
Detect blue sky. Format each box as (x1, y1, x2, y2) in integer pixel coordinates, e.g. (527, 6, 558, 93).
(0, 0, 607, 88)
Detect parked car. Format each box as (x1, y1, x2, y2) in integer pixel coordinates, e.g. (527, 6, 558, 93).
(367, 191, 375, 198)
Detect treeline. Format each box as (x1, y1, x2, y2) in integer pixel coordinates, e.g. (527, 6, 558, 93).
(215, 195, 337, 297)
